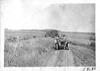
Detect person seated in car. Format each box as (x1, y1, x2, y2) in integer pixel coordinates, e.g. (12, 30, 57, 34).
(61, 35, 70, 47)
(55, 35, 60, 44)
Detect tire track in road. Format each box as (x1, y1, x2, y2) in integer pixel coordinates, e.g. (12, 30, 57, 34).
(69, 45, 95, 66)
(46, 49, 74, 66)
(56, 50, 74, 66)
(66, 49, 75, 66)
(46, 51, 60, 66)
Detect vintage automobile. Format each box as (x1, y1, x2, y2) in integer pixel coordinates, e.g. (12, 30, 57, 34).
(54, 38, 69, 50)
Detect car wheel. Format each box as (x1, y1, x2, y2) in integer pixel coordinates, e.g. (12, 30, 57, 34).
(65, 46, 69, 50)
(55, 43, 59, 50)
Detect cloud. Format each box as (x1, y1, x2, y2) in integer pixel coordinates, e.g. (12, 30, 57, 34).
(44, 4, 95, 32)
(1, 0, 95, 32)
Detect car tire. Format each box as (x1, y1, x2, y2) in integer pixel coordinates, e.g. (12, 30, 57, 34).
(65, 47, 69, 50)
(65, 43, 69, 50)
(55, 43, 59, 50)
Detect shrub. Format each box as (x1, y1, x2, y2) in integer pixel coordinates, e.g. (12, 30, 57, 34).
(89, 37, 95, 41)
(90, 42, 95, 47)
(6, 36, 17, 42)
(33, 36, 36, 38)
(45, 30, 59, 38)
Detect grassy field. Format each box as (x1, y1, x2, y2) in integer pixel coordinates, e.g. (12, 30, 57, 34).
(4, 29, 95, 67)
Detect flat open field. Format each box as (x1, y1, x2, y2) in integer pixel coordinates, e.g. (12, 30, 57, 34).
(4, 29, 95, 67)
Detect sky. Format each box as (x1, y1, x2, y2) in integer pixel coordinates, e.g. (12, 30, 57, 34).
(1, 0, 95, 32)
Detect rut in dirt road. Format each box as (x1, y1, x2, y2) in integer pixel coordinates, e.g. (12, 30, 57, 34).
(46, 49, 74, 66)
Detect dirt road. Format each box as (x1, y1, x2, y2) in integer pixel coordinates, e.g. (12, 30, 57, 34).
(42, 44, 95, 66)
(45, 49, 74, 66)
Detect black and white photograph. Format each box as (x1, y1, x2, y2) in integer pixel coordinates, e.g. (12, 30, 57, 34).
(1, 0, 99, 71)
